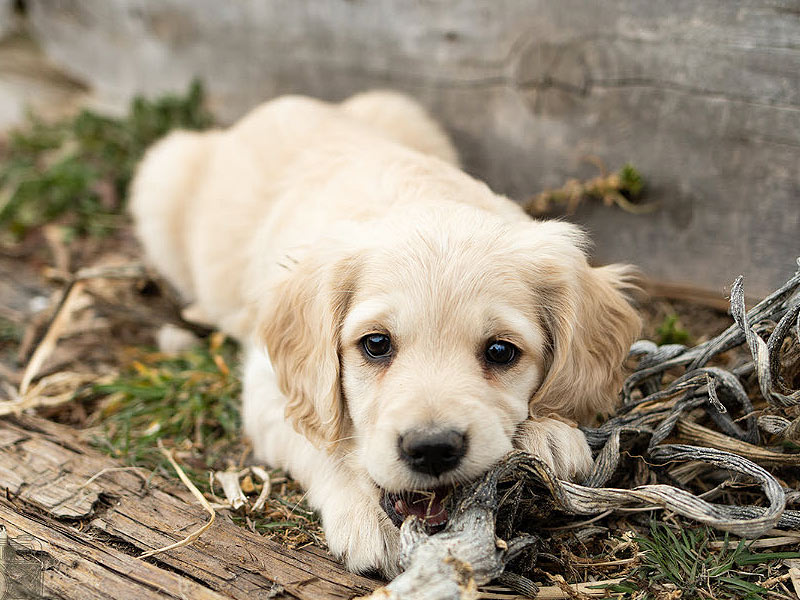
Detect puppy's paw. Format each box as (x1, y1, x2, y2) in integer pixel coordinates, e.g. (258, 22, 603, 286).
(322, 491, 401, 578)
(513, 417, 593, 481)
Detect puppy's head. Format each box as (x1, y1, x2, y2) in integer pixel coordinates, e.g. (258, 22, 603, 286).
(260, 205, 639, 527)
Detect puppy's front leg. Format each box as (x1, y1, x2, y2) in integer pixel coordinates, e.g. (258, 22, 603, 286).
(242, 346, 399, 577)
(311, 469, 401, 578)
(513, 417, 594, 481)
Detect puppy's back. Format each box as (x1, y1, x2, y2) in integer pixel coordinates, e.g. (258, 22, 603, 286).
(129, 129, 219, 302)
(340, 91, 458, 166)
(129, 92, 476, 340)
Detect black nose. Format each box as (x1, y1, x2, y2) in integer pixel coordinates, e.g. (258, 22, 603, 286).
(398, 429, 467, 477)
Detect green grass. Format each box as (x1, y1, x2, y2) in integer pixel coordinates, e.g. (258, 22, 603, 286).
(0, 316, 20, 344)
(89, 335, 241, 489)
(601, 521, 800, 599)
(0, 316, 21, 365)
(87, 337, 324, 546)
(618, 163, 645, 200)
(655, 313, 692, 346)
(0, 80, 213, 241)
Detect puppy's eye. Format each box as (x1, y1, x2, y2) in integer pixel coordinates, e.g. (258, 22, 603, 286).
(362, 333, 392, 359)
(484, 340, 518, 365)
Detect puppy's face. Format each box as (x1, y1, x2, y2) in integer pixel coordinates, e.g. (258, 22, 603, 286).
(340, 231, 546, 497)
(261, 205, 639, 528)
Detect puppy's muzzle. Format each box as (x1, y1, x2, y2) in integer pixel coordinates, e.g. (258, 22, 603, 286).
(398, 428, 467, 477)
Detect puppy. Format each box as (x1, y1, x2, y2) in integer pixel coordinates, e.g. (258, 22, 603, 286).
(130, 91, 640, 577)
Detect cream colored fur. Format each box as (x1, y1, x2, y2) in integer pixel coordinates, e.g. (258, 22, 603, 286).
(130, 90, 640, 577)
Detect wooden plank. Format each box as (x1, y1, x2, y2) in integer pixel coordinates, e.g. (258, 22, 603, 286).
(0, 501, 230, 600)
(26, 0, 800, 297)
(0, 415, 380, 600)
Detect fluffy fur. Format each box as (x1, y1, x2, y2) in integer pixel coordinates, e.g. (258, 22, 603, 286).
(130, 91, 640, 576)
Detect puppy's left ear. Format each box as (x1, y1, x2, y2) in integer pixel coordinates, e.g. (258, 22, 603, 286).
(529, 225, 641, 423)
(259, 251, 360, 449)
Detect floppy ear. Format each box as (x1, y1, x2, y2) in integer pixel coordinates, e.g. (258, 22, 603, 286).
(527, 225, 641, 424)
(259, 252, 360, 448)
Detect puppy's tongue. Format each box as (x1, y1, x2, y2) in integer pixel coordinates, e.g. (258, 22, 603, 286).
(392, 489, 448, 528)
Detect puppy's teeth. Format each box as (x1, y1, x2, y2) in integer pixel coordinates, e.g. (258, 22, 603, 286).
(395, 499, 408, 515)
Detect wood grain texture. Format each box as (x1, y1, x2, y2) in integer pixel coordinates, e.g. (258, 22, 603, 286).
(0, 414, 380, 600)
(24, 0, 800, 296)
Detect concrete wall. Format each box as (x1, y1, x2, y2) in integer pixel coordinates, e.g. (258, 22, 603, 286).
(24, 0, 800, 297)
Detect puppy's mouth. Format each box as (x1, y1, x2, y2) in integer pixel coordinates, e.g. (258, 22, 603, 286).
(380, 487, 451, 532)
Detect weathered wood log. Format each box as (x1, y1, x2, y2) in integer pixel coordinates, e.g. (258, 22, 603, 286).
(0, 414, 380, 600)
(361, 457, 537, 600)
(362, 446, 798, 600)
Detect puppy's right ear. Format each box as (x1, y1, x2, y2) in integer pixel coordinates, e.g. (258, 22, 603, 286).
(516, 221, 640, 424)
(259, 251, 360, 449)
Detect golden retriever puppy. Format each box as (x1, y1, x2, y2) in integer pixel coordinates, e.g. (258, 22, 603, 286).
(130, 91, 640, 577)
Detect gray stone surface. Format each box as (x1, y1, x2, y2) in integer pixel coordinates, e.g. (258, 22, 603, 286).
(24, 0, 800, 297)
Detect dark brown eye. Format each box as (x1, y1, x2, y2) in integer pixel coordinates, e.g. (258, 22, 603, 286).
(485, 340, 518, 365)
(362, 333, 392, 359)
